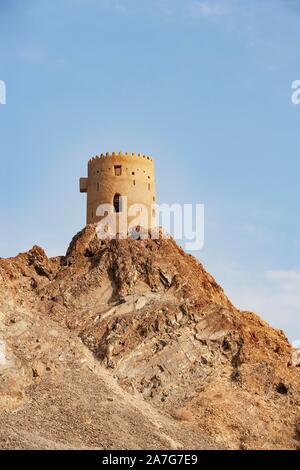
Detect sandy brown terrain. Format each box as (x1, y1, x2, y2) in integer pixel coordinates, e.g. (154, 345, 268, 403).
(0, 225, 299, 449)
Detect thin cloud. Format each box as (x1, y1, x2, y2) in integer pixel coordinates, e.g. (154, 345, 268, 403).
(61, 0, 227, 19)
(266, 269, 300, 293)
(188, 1, 227, 18)
(214, 265, 300, 342)
(19, 47, 46, 64)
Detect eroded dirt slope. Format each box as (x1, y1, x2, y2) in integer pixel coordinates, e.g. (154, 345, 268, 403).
(0, 225, 299, 449)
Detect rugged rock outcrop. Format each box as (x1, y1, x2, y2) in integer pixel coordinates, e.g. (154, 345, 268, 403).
(0, 225, 299, 449)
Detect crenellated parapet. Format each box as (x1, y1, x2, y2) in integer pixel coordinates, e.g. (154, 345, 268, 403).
(88, 152, 153, 167)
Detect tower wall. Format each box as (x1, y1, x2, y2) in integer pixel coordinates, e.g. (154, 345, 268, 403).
(80, 152, 156, 228)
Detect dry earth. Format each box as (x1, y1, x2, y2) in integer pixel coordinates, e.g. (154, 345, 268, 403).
(0, 225, 299, 449)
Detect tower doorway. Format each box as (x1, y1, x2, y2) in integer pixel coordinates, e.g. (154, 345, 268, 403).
(113, 193, 122, 213)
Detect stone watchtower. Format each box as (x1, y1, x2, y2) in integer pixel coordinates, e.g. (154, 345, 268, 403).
(80, 152, 157, 229)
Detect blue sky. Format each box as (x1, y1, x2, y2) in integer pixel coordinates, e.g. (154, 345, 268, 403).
(0, 0, 299, 340)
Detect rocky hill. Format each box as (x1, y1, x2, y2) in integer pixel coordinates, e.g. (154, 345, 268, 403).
(0, 225, 299, 449)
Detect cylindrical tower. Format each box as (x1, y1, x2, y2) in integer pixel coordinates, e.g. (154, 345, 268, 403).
(80, 152, 157, 230)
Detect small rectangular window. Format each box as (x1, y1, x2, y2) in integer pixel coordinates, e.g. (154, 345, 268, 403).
(114, 165, 122, 176)
(97, 183, 99, 192)
(148, 183, 150, 191)
(133, 180, 136, 186)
